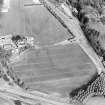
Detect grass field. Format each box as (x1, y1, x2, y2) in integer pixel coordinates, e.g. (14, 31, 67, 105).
(0, 0, 97, 99)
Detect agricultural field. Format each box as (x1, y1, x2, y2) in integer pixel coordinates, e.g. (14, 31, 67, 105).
(14, 44, 96, 98)
(0, 0, 98, 100)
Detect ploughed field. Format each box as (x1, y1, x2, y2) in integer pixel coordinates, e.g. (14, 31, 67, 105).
(0, 0, 97, 98)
